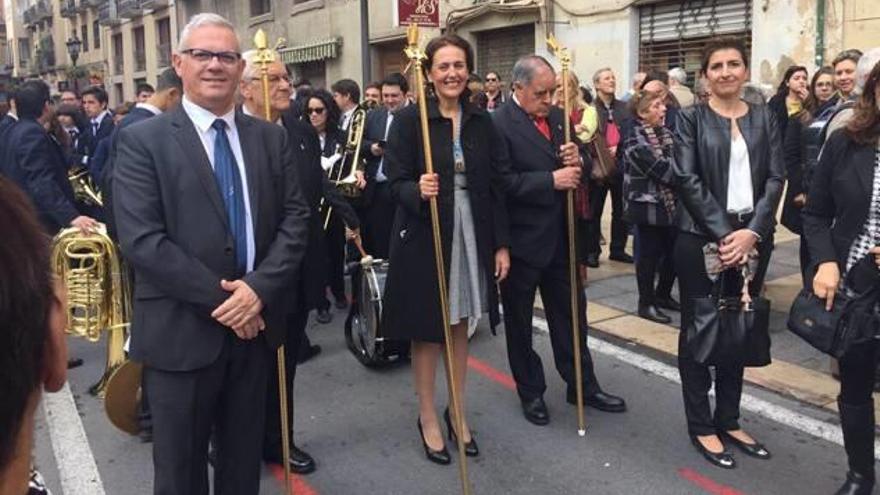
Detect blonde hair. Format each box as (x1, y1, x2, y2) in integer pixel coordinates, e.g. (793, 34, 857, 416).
(631, 88, 666, 118)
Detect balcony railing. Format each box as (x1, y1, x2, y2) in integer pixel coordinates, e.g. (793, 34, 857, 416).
(117, 0, 143, 18)
(86, 0, 102, 7)
(140, 0, 168, 9)
(61, 0, 77, 18)
(23, 7, 35, 26)
(34, 0, 52, 22)
(134, 49, 146, 71)
(98, 0, 121, 25)
(113, 56, 124, 74)
(157, 42, 171, 68)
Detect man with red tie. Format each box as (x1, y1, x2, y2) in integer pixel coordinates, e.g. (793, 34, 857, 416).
(493, 55, 627, 427)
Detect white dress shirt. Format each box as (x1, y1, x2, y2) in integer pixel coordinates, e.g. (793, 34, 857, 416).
(376, 112, 394, 182)
(726, 135, 754, 214)
(90, 110, 110, 135)
(182, 96, 256, 272)
(340, 107, 356, 131)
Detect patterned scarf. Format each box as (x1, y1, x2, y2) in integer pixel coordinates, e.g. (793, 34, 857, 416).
(639, 122, 677, 217)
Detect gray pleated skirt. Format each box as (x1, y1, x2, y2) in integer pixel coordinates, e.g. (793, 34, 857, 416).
(448, 172, 487, 327)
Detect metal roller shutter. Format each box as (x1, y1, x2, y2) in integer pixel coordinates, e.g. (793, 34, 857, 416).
(476, 23, 535, 81)
(639, 0, 752, 85)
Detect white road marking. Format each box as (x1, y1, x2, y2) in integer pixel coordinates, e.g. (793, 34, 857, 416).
(532, 316, 880, 455)
(43, 382, 106, 495)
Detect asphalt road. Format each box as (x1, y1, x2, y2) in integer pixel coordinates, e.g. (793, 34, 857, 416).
(35, 304, 861, 495)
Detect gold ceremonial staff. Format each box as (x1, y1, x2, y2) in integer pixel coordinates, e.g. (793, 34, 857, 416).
(547, 35, 587, 437)
(404, 24, 472, 495)
(253, 29, 294, 495)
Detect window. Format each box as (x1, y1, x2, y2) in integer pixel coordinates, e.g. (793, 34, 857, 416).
(81, 24, 89, 52)
(93, 20, 100, 49)
(292, 60, 325, 89)
(156, 17, 171, 68)
(133, 26, 145, 72)
(250, 0, 270, 16)
(18, 38, 30, 67)
(114, 82, 123, 106)
(113, 33, 124, 74)
(639, 0, 752, 86)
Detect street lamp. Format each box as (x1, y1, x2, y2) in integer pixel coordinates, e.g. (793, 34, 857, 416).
(66, 35, 82, 92)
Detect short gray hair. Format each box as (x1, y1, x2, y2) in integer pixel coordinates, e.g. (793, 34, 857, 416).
(510, 55, 554, 87)
(240, 49, 284, 81)
(592, 67, 613, 84)
(177, 13, 238, 53)
(668, 67, 687, 85)
(855, 47, 880, 94)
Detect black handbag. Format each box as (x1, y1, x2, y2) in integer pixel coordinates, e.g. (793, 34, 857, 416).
(686, 272, 772, 368)
(787, 283, 878, 359)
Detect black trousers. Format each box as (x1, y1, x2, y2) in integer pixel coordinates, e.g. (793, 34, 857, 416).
(364, 181, 393, 260)
(323, 211, 347, 306)
(635, 224, 676, 306)
(500, 239, 601, 401)
(674, 232, 773, 436)
(264, 300, 307, 458)
(839, 340, 879, 405)
(145, 333, 269, 495)
(798, 236, 812, 289)
(587, 178, 628, 256)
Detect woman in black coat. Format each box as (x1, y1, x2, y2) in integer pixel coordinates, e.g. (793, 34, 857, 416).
(673, 38, 784, 469)
(622, 86, 679, 324)
(802, 60, 880, 495)
(382, 34, 510, 465)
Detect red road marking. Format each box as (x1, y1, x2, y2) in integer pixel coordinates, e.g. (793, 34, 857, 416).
(467, 356, 517, 391)
(678, 467, 746, 495)
(269, 463, 320, 495)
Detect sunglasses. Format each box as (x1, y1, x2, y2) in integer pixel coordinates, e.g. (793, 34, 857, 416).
(307, 107, 325, 115)
(485, 77, 498, 82)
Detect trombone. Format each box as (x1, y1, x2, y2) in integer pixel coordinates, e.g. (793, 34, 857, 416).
(322, 103, 366, 230)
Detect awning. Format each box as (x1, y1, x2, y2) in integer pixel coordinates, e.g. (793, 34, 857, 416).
(447, 0, 543, 31)
(279, 38, 341, 64)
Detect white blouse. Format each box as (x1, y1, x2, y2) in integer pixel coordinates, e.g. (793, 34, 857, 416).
(726, 135, 754, 213)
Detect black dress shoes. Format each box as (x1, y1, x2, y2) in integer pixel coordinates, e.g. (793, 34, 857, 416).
(444, 408, 479, 457)
(609, 251, 634, 264)
(717, 430, 771, 460)
(568, 391, 627, 413)
(263, 445, 317, 474)
(690, 435, 736, 469)
(585, 253, 600, 268)
(418, 417, 451, 465)
(638, 304, 672, 324)
(655, 296, 681, 312)
(521, 397, 550, 425)
(835, 471, 875, 495)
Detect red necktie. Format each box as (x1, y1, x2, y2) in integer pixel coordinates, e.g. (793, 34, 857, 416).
(534, 117, 551, 141)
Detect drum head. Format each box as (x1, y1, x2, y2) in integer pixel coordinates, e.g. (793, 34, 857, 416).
(104, 360, 143, 435)
(345, 262, 394, 367)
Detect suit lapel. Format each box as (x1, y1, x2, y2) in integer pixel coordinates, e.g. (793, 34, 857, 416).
(235, 112, 262, 236)
(508, 103, 557, 162)
(170, 107, 229, 229)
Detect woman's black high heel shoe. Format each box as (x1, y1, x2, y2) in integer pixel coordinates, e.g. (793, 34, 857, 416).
(417, 417, 451, 465)
(690, 435, 736, 469)
(444, 408, 479, 457)
(717, 430, 771, 460)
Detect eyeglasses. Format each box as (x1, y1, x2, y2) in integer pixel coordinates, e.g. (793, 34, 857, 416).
(181, 48, 241, 65)
(307, 107, 325, 115)
(246, 74, 291, 85)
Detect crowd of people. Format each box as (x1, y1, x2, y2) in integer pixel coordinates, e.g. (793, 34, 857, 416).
(2, 10, 880, 495)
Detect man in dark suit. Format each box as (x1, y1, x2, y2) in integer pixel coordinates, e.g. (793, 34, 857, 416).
(0, 80, 96, 235)
(113, 14, 310, 494)
(0, 97, 19, 159)
(239, 48, 360, 476)
(494, 56, 627, 426)
(361, 72, 408, 258)
(79, 85, 115, 180)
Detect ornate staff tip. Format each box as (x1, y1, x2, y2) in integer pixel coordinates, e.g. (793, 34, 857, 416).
(407, 23, 419, 47)
(254, 29, 268, 50)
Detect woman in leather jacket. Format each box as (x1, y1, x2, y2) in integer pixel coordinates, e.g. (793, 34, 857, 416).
(802, 60, 880, 495)
(672, 38, 784, 469)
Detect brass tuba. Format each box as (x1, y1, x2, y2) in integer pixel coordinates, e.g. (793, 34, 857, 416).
(68, 166, 103, 206)
(51, 224, 141, 434)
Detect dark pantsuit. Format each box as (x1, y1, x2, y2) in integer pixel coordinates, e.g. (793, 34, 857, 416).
(365, 181, 393, 259)
(501, 243, 601, 401)
(674, 232, 772, 436)
(635, 224, 676, 305)
(587, 178, 628, 256)
(264, 300, 307, 458)
(145, 334, 269, 495)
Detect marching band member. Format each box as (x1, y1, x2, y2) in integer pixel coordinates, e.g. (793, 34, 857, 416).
(494, 55, 627, 427)
(113, 14, 310, 493)
(382, 34, 510, 464)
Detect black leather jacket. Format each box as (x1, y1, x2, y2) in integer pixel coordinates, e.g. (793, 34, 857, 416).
(673, 102, 785, 241)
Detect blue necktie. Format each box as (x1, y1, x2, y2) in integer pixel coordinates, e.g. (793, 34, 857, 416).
(211, 119, 247, 274)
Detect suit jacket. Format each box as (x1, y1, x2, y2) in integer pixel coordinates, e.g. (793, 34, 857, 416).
(80, 112, 115, 179)
(0, 114, 17, 158)
(281, 112, 359, 311)
(492, 101, 589, 268)
(103, 106, 159, 239)
(802, 129, 877, 271)
(361, 107, 392, 204)
(0, 118, 79, 234)
(113, 105, 311, 371)
(673, 103, 785, 241)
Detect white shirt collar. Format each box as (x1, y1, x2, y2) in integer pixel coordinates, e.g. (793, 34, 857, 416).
(6, 111, 18, 121)
(91, 110, 110, 125)
(182, 95, 236, 134)
(241, 103, 283, 126)
(136, 102, 162, 116)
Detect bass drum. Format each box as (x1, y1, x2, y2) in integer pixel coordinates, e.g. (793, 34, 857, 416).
(344, 259, 409, 367)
